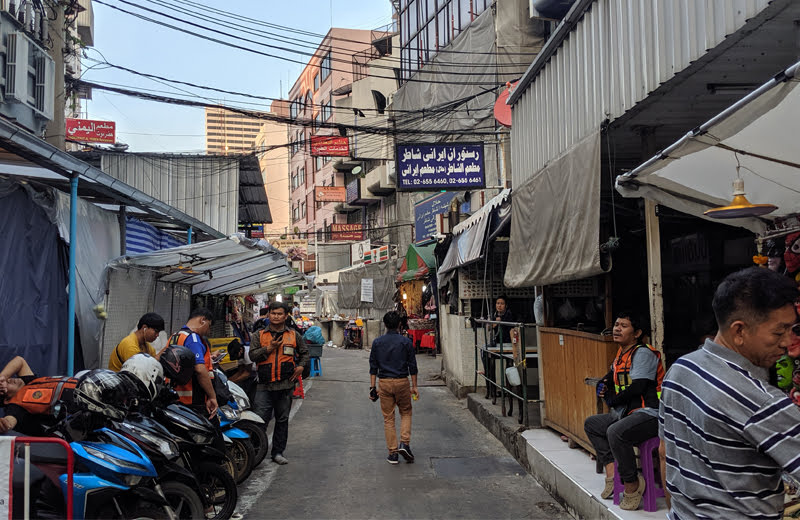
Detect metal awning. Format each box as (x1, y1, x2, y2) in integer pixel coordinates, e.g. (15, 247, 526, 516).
(615, 60, 800, 234)
(108, 234, 306, 295)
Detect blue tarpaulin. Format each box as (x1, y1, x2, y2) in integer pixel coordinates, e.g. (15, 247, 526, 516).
(126, 217, 185, 254)
(0, 182, 70, 376)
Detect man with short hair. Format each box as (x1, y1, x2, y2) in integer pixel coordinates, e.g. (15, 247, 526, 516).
(250, 301, 309, 465)
(109, 312, 165, 371)
(252, 307, 269, 333)
(168, 308, 218, 418)
(661, 267, 800, 518)
(369, 311, 419, 464)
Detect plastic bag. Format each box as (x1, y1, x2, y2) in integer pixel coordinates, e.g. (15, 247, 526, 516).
(303, 326, 324, 345)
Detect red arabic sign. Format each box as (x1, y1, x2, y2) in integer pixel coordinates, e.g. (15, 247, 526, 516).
(66, 118, 116, 144)
(311, 136, 349, 157)
(330, 223, 363, 241)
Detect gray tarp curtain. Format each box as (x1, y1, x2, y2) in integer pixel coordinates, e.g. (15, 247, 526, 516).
(504, 131, 608, 287)
(337, 260, 397, 320)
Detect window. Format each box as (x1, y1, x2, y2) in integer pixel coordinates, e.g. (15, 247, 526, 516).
(305, 93, 313, 114)
(301, 201, 306, 218)
(315, 156, 324, 171)
(313, 73, 320, 91)
(299, 167, 305, 186)
(313, 113, 320, 133)
(320, 51, 332, 82)
(322, 99, 332, 121)
(292, 204, 300, 222)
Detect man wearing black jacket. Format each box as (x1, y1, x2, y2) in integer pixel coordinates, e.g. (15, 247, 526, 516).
(584, 311, 663, 511)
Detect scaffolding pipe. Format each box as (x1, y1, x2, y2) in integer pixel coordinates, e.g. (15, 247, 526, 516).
(67, 175, 78, 375)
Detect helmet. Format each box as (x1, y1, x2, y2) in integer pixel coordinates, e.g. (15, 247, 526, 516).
(74, 369, 139, 420)
(121, 353, 164, 400)
(159, 346, 195, 386)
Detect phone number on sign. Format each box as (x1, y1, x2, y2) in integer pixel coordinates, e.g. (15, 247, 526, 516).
(406, 177, 482, 186)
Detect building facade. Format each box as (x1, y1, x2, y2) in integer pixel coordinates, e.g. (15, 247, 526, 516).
(255, 100, 291, 237)
(205, 107, 265, 155)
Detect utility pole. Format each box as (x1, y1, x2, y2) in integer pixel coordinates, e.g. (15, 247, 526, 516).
(45, 0, 65, 149)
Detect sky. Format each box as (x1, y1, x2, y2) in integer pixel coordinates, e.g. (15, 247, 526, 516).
(84, 0, 394, 152)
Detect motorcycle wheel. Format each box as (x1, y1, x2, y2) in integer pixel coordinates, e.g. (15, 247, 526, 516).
(159, 481, 206, 519)
(237, 421, 268, 468)
(227, 438, 255, 484)
(196, 461, 239, 520)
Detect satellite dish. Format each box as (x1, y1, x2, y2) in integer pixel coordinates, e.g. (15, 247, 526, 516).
(494, 81, 518, 128)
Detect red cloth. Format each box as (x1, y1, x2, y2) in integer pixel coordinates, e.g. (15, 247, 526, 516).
(419, 334, 436, 350)
(408, 328, 433, 346)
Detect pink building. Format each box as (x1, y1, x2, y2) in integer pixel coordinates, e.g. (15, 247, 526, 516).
(287, 28, 375, 243)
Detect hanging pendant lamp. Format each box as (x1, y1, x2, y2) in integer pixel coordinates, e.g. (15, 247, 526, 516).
(704, 177, 777, 219)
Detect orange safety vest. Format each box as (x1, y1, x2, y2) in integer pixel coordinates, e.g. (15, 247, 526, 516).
(6, 376, 78, 415)
(612, 343, 665, 414)
(257, 328, 297, 384)
(168, 328, 213, 406)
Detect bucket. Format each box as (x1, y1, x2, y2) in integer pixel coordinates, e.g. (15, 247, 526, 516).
(505, 366, 521, 386)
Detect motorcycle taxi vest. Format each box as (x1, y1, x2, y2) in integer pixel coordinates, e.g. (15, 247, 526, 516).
(613, 343, 665, 415)
(6, 376, 78, 415)
(257, 328, 297, 384)
(168, 328, 214, 406)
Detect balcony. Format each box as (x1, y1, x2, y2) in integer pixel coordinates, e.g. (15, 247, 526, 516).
(346, 177, 380, 206)
(364, 163, 394, 196)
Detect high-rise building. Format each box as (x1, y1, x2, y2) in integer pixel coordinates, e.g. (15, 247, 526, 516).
(255, 100, 291, 237)
(205, 108, 265, 154)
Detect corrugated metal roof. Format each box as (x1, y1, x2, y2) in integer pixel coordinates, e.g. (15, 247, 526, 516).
(508, 0, 794, 187)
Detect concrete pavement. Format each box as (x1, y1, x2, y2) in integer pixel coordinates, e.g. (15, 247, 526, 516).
(239, 346, 571, 519)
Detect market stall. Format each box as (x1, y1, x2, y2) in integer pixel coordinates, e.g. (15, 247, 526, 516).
(397, 243, 438, 351)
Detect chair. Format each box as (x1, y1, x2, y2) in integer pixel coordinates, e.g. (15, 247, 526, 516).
(309, 357, 322, 377)
(612, 436, 664, 512)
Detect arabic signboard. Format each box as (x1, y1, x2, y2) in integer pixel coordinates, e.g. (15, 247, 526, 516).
(311, 136, 350, 156)
(330, 223, 363, 241)
(270, 239, 308, 261)
(315, 186, 346, 202)
(66, 118, 116, 144)
(414, 192, 457, 243)
(351, 239, 371, 265)
(396, 143, 485, 191)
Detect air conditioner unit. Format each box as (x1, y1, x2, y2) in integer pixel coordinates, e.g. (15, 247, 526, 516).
(4, 32, 28, 103)
(33, 54, 55, 119)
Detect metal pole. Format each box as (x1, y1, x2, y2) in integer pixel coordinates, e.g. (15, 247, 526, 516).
(187, 226, 193, 245)
(24, 442, 30, 520)
(67, 175, 78, 375)
(315, 231, 319, 278)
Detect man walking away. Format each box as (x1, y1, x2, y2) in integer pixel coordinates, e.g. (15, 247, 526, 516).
(661, 267, 800, 519)
(369, 311, 419, 464)
(250, 301, 309, 465)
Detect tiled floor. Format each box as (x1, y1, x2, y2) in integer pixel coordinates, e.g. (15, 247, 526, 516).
(522, 428, 668, 520)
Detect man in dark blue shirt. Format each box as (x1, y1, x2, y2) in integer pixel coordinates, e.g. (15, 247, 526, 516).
(369, 311, 419, 465)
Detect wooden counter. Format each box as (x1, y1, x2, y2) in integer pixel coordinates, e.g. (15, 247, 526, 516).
(539, 327, 617, 454)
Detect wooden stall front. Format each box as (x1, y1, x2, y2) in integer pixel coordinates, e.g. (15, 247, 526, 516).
(539, 327, 617, 454)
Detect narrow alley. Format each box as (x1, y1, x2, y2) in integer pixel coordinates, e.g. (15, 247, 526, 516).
(237, 347, 570, 519)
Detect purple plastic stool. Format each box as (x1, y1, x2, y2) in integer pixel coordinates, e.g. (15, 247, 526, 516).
(612, 437, 664, 512)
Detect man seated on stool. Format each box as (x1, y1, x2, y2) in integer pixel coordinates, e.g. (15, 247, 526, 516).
(584, 311, 664, 511)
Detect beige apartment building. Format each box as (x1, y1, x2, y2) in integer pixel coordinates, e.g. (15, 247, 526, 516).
(205, 108, 265, 154)
(255, 100, 291, 237)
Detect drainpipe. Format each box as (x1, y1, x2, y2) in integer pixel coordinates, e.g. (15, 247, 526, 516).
(187, 226, 193, 245)
(67, 175, 78, 375)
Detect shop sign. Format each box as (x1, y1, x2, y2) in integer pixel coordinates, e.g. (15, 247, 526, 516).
(351, 239, 371, 265)
(311, 136, 350, 156)
(414, 192, 457, 244)
(299, 296, 316, 314)
(315, 186, 346, 202)
(330, 223, 363, 241)
(250, 224, 264, 238)
(284, 286, 300, 295)
(66, 118, 116, 144)
(270, 239, 308, 261)
(363, 245, 389, 265)
(396, 143, 485, 191)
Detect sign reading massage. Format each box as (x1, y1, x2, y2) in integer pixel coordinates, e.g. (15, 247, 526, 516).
(330, 223, 363, 241)
(397, 143, 485, 190)
(66, 118, 116, 144)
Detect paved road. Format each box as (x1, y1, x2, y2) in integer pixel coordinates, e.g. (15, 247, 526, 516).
(238, 346, 570, 519)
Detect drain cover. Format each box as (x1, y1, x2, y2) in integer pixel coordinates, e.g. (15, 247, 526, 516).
(431, 456, 523, 479)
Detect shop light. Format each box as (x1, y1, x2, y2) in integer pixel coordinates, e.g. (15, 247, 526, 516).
(402, 293, 407, 300)
(276, 294, 283, 302)
(704, 176, 777, 219)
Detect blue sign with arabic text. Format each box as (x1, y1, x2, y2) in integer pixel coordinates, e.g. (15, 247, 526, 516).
(414, 192, 457, 244)
(397, 143, 486, 191)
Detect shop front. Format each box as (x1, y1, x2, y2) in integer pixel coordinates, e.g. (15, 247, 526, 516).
(396, 243, 438, 352)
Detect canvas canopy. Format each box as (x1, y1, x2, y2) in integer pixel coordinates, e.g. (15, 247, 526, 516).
(107, 234, 306, 295)
(397, 243, 437, 282)
(615, 60, 800, 234)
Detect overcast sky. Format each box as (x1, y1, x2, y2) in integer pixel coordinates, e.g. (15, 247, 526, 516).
(83, 1, 393, 152)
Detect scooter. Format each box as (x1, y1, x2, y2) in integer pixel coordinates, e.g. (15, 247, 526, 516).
(227, 379, 268, 468)
(218, 402, 254, 484)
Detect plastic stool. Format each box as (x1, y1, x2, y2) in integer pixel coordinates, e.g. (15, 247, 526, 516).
(612, 437, 664, 511)
(309, 357, 322, 377)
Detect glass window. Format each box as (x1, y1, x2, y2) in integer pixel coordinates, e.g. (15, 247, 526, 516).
(313, 73, 319, 91)
(427, 0, 436, 21)
(320, 52, 332, 81)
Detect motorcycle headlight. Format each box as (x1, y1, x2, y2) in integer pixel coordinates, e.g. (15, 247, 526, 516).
(83, 445, 149, 473)
(126, 425, 179, 460)
(191, 432, 213, 445)
(220, 405, 239, 421)
(234, 395, 249, 411)
(121, 474, 142, 486)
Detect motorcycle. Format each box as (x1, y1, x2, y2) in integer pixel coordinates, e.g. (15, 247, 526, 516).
(227, 379, 268, 468)
(217, 402, 255, 484)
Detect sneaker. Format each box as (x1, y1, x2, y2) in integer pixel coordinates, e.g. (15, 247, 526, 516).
(272, 453, 289, 465)
(396, 442, 415, 463)
(386, 452, 399, 464)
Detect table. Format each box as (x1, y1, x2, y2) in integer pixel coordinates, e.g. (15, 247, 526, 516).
(407, 328, 433, 348)
(419, 334, 436, 351)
